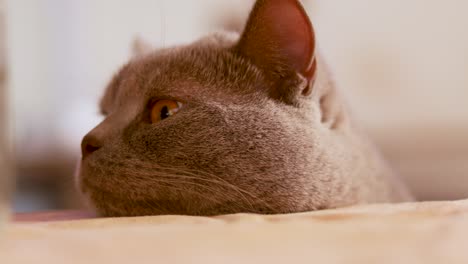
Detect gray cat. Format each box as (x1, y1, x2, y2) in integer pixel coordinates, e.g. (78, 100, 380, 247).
(76, 0, 413, 217)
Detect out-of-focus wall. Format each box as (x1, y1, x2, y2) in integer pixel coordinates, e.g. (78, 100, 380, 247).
(312, 0, 468, 200)
(314, 0, 468, 128)
(7, 0, 241, 156)
(4, 0, 468, 211)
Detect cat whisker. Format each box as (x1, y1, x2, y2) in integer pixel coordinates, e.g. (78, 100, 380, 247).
(152, 165, 276, 212)
(161, 170, 257, 210)
(131, 164, 258, 210)
(121, 165, 258, 213)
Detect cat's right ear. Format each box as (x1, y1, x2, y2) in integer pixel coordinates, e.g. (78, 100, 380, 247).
(131, 37, 153, 57)
(234, 0, 317, 105)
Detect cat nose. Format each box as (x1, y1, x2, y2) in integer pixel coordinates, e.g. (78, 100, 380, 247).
(81, 134, 103, 159)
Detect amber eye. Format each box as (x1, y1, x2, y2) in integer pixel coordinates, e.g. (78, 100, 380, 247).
(150, 100, 183, 123)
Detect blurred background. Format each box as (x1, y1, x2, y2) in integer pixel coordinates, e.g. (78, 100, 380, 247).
(2, 0, 467, 213)
(1, 0, 10, 220)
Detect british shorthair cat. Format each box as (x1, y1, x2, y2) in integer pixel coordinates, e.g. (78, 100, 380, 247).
(77, 0, 413, 217)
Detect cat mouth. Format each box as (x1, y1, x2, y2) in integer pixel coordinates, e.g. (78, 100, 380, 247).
(76, 163, 116, 196)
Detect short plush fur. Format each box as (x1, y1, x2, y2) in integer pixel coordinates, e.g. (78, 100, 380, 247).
(77, 0, 413, 217)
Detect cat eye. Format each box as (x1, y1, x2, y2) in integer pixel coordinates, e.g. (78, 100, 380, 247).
(150, 99, 183, 123)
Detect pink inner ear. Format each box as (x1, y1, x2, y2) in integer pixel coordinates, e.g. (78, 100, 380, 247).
(237, 0, 316, 81)
(266, 1, 315, 75)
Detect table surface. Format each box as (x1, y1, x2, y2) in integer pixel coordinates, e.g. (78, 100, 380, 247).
(4, 200, 468, 264)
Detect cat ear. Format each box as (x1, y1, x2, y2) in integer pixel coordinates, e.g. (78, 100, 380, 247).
(131, 37, 153, 57)
(234, 0, 317, 103)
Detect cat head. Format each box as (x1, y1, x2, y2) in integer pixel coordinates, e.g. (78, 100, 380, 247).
(77, 0, 403, 217)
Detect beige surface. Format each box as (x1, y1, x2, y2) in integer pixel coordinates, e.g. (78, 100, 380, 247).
(2, 199, 468, 264)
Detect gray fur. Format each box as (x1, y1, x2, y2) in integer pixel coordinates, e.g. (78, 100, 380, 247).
(76, 0, 412, 217)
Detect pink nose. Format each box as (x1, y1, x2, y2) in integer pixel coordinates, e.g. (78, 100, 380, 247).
(81, 134, 102, 159)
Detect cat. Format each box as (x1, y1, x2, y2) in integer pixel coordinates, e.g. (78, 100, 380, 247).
(76, 0, 413, 217)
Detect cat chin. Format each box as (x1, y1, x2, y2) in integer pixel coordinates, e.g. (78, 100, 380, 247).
(89, 199, 313, 217)
(83, 195, 211, 217)
(78, 166, 311, 216)
(77, 175, 280, 217)
(81, 184, 303, 217)
(88, 199, 272, 217)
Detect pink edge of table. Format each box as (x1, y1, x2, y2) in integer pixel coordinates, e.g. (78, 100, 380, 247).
(13, 210, 97, 222)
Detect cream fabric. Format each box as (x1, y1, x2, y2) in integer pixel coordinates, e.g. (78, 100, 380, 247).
(2, 200, 468, 264)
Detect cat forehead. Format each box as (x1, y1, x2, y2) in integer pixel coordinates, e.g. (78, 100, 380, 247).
(100, 32, 264, 114)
